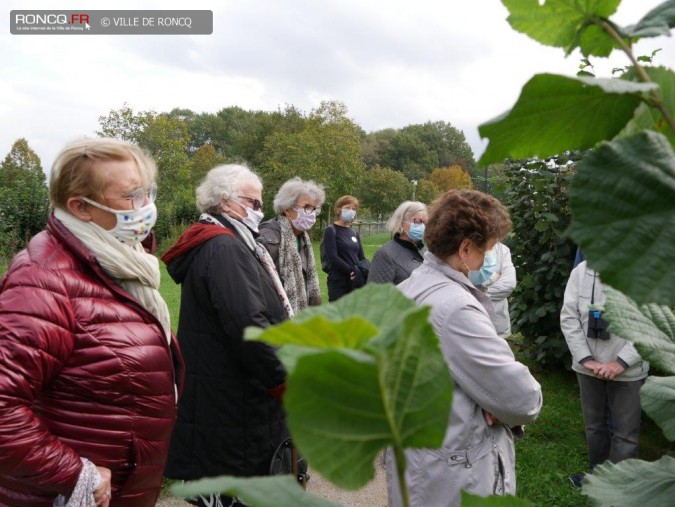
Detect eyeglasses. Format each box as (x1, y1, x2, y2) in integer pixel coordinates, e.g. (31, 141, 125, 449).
(238, 195, 263, 211)
(406, 218, 426, 225)
(104, 183, 157, 210)
(294, 204, 321, 215)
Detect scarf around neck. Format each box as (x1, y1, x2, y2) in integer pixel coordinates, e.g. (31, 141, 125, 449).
(277, 216, 321, 313)
(53, 208, 172, 343)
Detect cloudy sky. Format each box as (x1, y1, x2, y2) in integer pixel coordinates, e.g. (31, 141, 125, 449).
(1, 0, 672, 171)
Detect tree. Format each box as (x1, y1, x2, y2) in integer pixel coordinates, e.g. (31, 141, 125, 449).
(191, 144, 224, 186)
(429, 165, 473, 191)
(357, 165, 409, 216)
(369, 121, 476, 181)
(258, 101, 366, 216)
(97, 103, 155, 142)
(0, 139, 49, 257)
(479, 1, 675, 504)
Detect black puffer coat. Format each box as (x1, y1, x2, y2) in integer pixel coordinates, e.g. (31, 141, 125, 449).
(163, 216, 288, 480)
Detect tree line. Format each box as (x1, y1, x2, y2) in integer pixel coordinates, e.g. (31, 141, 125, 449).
(1, 100, 480, 256)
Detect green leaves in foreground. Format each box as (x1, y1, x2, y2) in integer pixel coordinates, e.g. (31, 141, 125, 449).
(501, 0, 620, 56)
(171, 475, 343, 507)
(478, 74, 656, 166)
(583, 456, 675, 506)
(568, 131, 675, 306)
(250, 284, 453, 490)
(604, 287, 675, 440)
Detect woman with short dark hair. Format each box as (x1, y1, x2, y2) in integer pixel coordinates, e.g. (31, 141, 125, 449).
(321, 195, 369, 302)
(388, 190, 542, 506)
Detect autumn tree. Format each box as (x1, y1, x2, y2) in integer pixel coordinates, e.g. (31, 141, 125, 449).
(429, 165, 473, 191)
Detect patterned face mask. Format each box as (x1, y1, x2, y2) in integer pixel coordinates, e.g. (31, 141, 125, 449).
(81, 197, 157, 246)
(291, 207, 317, 232)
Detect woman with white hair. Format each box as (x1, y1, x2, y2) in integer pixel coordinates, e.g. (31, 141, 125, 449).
(161, 164, 291, 507)
(367, 200, 428, 285)
(258, 177, 325, 313)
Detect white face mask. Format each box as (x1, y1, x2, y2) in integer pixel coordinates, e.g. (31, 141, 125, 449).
(81, 197, 157, 246)
(232, 200, 264, 233)
(291, 208, 317, 232)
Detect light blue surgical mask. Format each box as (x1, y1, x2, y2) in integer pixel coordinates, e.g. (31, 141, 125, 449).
(407, 223, 425, 242)
(468, 249, 498, 286)
(340, 208, 356, 222)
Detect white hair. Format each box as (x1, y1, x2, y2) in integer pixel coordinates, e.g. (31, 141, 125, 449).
(196, 163, 262, 214)
(272, 177, 326, 215)
(386, 201, 427, 233)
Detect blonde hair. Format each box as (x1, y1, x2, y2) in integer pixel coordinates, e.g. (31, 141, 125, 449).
(50, 137, 156, 210)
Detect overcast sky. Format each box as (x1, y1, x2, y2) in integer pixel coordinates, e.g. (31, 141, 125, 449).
(1, 0, 672, 172)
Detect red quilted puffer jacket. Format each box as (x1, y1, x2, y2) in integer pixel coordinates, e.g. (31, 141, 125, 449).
(0, 215, 184, 507)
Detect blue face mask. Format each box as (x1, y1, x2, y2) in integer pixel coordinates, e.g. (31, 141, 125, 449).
(407, 223, 425, 242)
(340, 208, 356, 222)
(468, 249, 498, 286)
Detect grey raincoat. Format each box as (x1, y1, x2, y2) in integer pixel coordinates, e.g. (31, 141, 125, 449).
(387, 252, 542, 507)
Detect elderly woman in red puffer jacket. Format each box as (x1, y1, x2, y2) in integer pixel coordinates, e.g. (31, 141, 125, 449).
(0, 138, 183, 507)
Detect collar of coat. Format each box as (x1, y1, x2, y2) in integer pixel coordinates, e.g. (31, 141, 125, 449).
(161, 221, 234, 265)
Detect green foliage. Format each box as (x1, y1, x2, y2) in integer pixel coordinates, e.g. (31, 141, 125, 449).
(478, 74, 656, 165)
(363, 121, 476, 181)
(583, 455, 675, 506)
(357, 165, 409, 214)
(501, 0, 622, 56)
(0, 138, 49, 257)
(503, 155, 577, 367)
(568, 133, 675, 305)
(461, 491, 532, 506)
(482, 1, 675, 505)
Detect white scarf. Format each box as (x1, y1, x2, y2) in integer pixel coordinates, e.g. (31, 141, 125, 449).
(53, 208, 171, 344)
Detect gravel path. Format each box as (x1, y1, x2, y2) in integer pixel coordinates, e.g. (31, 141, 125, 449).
(155, 458, 387, 507)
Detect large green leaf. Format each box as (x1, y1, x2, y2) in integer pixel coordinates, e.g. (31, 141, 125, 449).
(603, 287, 675, 374)
(461, 491, 534, 506)
(478, 74, 656, 165)
(283, 307, 453, 490)
(171, 475, 343, 507)
(568, 131, 675, 305)
(620, 66, 675, 146)
(621, 0, 675, 38)
(583, 455, 675, 506)
(641, 376, 675, 441)
(501, 0, 620, 55)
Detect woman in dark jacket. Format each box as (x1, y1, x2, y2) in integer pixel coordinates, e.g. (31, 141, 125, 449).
(321, 194, 368, 302)
(0, 138, 183, 507)
(368, 200, 427, 285)
(162, 164, 291, 507)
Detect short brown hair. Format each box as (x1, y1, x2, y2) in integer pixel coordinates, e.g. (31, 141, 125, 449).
(333, 195, 359, 219)
(50, 137, 156, 210)
(425, 190, 511, 259)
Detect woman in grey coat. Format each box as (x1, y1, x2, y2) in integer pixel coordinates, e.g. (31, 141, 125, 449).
(368, 201, 427, 285)
(388, 190, 542, 507)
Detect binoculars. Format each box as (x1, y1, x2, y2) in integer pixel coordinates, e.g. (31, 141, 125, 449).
(587, 309, 610, 340)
